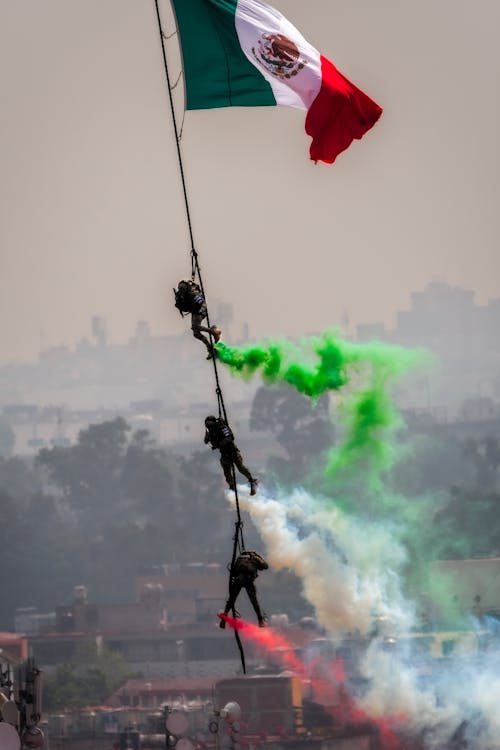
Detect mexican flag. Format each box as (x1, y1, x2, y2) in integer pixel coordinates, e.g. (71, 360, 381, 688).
(169, 0, 382, 164)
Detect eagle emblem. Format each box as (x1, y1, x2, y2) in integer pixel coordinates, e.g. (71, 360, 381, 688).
(252, 33, 307, 80)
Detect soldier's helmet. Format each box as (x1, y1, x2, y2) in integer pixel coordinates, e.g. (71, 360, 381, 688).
(205, 415, 217, 426)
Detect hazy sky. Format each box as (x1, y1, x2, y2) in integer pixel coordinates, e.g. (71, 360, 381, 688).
(2, 0, 500, 365)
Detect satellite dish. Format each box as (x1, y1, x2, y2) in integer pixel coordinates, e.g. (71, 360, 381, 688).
(21, 726, 45, 749)
(166, 711, 189, 736)
(221, 702, 241, 724)
(1, 699, 19, 725)
(177, 738, 195, 750)
(0, 723, 21, 750)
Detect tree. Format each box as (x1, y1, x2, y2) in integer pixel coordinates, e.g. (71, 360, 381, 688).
(1, 416, 263, 619)
(0, 484, 85, 628)
(250, 384, 333, 484)
(43, 644, 139, 711)
(36, 418, 131, 524)
(0, 455, 43, 502)
(121, 429, 173, 517)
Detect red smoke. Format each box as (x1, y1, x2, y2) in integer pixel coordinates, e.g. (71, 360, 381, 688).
(219, 614, 305, 674)
(219, 614, 409, 749)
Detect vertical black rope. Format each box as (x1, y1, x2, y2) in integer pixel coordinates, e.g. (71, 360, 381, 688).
(153, 0, 232, 466)
(153, 0, 195, 255)
(229, 520, 246, 674)
(154, 0, 246, 669)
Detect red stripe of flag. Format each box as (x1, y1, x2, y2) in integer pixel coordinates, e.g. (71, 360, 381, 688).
(305, 55, 383, 164)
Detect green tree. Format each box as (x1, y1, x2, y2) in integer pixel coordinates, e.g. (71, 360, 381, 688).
(1, 416, 247, 619)
(122, 429, 173, 517)
(43, 645, 139, 711)
(36, 418, 131, 526)
(250, 384, 333, 484)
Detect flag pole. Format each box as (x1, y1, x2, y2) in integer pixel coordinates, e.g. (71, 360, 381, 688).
(153, 0, 196, 258)
(152, 0, 231, 425)
(152, 0, 248, 676)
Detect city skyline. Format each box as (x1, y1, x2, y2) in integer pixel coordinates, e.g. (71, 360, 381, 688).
(1, 277, 498, 367)
(1, 280, 499, 435)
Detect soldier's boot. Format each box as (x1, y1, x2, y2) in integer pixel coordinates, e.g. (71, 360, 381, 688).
(250, 478, 258, 496)
(218, 612, 227, 629)
(210, 326, 222, 343)
(206, 346, 220, 361)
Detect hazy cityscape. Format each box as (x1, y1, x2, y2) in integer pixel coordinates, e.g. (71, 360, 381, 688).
(1, 281, 499, 458)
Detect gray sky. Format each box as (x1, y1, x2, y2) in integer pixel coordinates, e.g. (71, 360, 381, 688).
(1, 0, 500, 365)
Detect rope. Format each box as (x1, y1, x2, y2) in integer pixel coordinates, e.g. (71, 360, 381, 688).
(170, 69, 183, 90)
(154, 0, 246, 670)
(229, 521, 246, 674)
(153, 0, 193, 253)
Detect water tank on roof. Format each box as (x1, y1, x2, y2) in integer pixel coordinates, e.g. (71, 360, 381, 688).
(73, 585, 88, 604)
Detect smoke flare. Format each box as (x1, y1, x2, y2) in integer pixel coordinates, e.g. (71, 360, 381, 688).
(217, 331, 499, 747)
(216, 332, 426, 480)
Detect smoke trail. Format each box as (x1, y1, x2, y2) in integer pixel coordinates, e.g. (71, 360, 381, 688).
(216, 332, 421, 401)
(216, 332, 426, 481)
(217, 332, 499, 747)
(229, 486, 500, 747)
(229, 488, 413, 637)
(219, 614, 305, 675)
(218, 331, 439, 605)
(222, 613, 407, 748)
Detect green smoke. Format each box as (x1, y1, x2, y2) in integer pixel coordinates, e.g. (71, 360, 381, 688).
(216, 334, 347, 399)
(217, 333, 475, 626)
(216, 332, 425, 481)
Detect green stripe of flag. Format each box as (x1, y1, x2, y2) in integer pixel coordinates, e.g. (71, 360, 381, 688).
(170, 0, 276, 109)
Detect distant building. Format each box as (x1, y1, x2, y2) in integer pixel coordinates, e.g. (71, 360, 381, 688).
(0, 632, 28, 662)
(25, 567, 250, 678)
(108, 676, 215, 708)
(355, 323, 387, 342)
(356, 282, 500, 417)
(91, 316, 108, 348)
(429, 557, 500, 619)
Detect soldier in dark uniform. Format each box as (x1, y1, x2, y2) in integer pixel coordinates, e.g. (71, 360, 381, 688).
(204, 416, 258, 495)
(174, 279, 221, 359)
(219, 550, 268, 628)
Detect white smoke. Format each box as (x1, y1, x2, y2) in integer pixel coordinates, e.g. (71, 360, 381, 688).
(231, 486, 413, 635)
(230, 485, 500, 749)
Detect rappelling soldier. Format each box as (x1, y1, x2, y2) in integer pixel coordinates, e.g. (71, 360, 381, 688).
(174, 278, 221, 359)
(204, 415, 258, 495)
(219, 550, 268, 628)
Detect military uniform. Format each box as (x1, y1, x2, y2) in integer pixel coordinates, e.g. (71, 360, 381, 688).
(204, 416, 257, 494)
(220, 551, 268, 627)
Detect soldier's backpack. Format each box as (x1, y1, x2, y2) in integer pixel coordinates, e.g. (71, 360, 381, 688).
(174, 279, 204, 316)
(245, 550, 269, 571)
(214, 418, 234, 445)
(234, 550, 268, 578)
